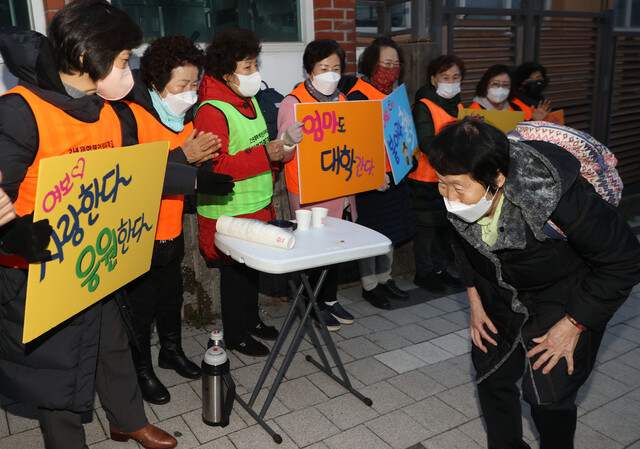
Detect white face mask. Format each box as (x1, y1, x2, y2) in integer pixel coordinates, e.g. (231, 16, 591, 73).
(444, 186, 498, 223)
(311, 71, 341, 96)
(436, 82, 461, 99)
(487, 87, 510, 104)
(162, 89, 197, 116)
(232, 71, 261, 97)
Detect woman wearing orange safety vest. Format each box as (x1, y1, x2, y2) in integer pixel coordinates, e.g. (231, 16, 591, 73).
(346, 38, 416, 311)
(468, 64, 523, 113)
(410, 55, 465, 294)
(277, 39, 356, 332)
(0, 1, 178, 448)
(512, 61, 552, 121)
(113, 36, 233, 406)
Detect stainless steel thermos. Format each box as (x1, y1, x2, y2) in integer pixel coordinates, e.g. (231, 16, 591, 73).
(201, 346, 235, 427)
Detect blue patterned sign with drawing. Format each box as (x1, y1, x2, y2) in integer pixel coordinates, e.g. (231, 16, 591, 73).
(382, 84, 417, 184)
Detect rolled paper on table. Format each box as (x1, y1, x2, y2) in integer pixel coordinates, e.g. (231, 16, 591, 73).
(216, 216, 296, 250)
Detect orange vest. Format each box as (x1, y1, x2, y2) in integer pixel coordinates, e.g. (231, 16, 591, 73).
(408, 98, 461, 183)
(126, 101, 193, 240)
(347, 79, 391, 172)
(0, 85, 122, 269)
(511, 97, 533, 120)
(285, 83, 346, 195)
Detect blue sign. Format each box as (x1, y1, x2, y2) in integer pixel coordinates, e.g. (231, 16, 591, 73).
(382, 84, 417, 184)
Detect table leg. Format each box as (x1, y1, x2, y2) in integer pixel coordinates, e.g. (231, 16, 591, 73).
(300, 274, 373, 406)
(299, 274, 334, 370)
(234, 395, 283, 444)
(233, 269, 372, 445)
(255, 270, 327, 418)
(247, 280, 305, 407)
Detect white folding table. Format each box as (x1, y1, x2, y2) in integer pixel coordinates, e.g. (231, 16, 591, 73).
(215, 217, 392, 443)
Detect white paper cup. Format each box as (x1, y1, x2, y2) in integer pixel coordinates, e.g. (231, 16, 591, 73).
(311, 207, 329, 228)
(295, 209, 312, 231)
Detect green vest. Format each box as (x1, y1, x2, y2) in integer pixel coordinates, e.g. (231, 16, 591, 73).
(196, 98, 272, 219)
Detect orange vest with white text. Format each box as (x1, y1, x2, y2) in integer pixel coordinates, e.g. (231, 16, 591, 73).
(408, 98, 461, 183)
(347, 78, 391, 172)
(285, 83, 346, 195)
(0, 85, 122, 269)
(126, 101, 193, 240)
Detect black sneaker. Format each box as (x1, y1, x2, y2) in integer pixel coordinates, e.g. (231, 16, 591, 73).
(362, 286, 391, 309)
(312, 308, 341, 332)
(435, 270, 463, 288)
(226, 336, 270, 357)
(379, 279, 410, 300)
(249, 321, 279, 341)
(325, 302, 354, 324)
(414, 273, 446, 293)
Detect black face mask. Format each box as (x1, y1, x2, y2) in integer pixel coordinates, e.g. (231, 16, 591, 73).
(522, 79, 547, 101)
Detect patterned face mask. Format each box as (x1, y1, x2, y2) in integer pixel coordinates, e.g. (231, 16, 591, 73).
(371, 65, 401, 94)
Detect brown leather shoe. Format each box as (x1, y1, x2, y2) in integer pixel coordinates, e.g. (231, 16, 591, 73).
(110, 423, 177, 449)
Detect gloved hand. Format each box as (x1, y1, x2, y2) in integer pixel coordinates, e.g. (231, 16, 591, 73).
(0, 214, 52, 263)
(196, 164, 235, 196)
(377, 173, 391, 192)
(282, 121, 304, 146)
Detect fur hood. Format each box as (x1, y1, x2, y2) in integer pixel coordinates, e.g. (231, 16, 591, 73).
(449, 140, 581, 253)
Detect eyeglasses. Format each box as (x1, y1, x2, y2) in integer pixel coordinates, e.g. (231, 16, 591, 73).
(489, 81, 511, 88)
(378, 60, 403, 68)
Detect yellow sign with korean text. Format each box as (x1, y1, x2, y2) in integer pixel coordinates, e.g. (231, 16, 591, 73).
(295, 101, 386, 204)
(458, 108, 525, 133)
(24, 142, 169, 343)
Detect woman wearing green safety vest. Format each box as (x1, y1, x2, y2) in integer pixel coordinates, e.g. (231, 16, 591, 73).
(195, 28, 302, 357)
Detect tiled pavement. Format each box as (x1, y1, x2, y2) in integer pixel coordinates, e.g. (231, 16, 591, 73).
(2, 274, 640, 448)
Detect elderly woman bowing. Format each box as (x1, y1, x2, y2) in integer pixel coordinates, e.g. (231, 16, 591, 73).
(428, 119, 640, 449)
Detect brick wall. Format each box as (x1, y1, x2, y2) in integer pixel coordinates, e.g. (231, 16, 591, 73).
(313, 0, 357, 74)
(43, 0, 66, 23)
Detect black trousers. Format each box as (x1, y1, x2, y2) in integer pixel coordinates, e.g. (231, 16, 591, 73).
(127, 253, 183, 333)
(305, 265, 339, 308)
(477, 344, 578, 449)
(413, 224, 452, 277)
(38, 298, 147, 449)
(219, 262, 262, 343)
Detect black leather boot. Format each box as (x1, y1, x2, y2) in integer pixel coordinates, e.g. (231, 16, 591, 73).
(157, 315, 202, 379)
(132, 327, 171, 405)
